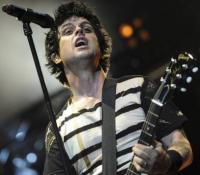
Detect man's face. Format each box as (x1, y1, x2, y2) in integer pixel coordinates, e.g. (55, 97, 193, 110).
(57, 16, 100, 69)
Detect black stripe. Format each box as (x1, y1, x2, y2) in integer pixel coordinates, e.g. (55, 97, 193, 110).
(116, 103, 141, 117)
(56, 103, 68, 119)
(117, 146, 132, 158)
(64, 120, 102, 142)
(81, 160, 102, 175)
(80, 153, 132, 174)
(58, 102, 101, 130)
(117, 160, 130, 170)
(71, 142, 101, 163)
(117, 168, 127, 175)
(116, 86, 141, 99)
(116, 122, 144, 140)
(70, 122, 143, 165)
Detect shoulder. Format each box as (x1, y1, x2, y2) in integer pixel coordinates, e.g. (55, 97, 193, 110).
(45, 101, 69, 152)
(114, 74, 159, 90)
(115, 74, 145, 88)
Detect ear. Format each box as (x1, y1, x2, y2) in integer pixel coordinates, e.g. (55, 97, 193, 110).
(53, 54, 62, 64)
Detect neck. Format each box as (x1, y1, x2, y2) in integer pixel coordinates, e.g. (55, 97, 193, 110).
(66, 68, 106, 102)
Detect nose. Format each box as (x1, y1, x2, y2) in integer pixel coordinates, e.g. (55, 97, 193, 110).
(75, 27, 84, 36)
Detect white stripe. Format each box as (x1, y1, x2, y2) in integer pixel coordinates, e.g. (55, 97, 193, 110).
(65, 127, 102, 159)
(117, 152, 133, 170)
(116, 77, 144, 94)
(115, 92, 142, 112)
(61, 106, 101, 135)
(56, 106, 71, 127)
(57, 76, 146, 174)
(116, 108, 145, 133)
(117, 130, 141, 151)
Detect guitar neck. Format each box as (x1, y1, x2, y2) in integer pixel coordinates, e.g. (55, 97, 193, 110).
(139, 100, 163, 146)
(125, 52, 198, 175)
(125, 99, 163, 175)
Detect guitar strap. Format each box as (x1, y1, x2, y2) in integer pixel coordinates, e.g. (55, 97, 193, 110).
(102, 78, 117, 175)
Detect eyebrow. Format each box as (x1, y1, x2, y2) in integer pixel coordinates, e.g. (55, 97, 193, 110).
(60, 20, 92, 31)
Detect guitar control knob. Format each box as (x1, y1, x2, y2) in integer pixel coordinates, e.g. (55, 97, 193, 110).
(171, 58, 177, 63)
(176, 74, 182, 79)
(180, 87, 187, 92)
(182, 64, 188, 69)
(192, 67, 199, 73)
(186, 76, 192, 83)
(171, 84, 176, 89)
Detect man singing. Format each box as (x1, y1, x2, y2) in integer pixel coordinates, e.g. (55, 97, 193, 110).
(43, 1, 193, 174)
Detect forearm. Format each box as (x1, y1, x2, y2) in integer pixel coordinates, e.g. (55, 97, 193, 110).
(162, 129, 193, 173)
(167, 140, 193, 171)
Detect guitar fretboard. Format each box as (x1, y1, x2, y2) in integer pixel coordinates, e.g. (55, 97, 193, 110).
(125, 100, 163, 175)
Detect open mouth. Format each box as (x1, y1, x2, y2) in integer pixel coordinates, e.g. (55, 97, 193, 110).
(75, 37, 88, 47)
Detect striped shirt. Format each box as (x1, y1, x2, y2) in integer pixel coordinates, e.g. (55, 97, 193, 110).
(44, 75, 187, 175)
(56, 76, 145, 174)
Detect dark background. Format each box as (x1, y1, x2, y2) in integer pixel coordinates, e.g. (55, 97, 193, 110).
(0, 0, 199, 174)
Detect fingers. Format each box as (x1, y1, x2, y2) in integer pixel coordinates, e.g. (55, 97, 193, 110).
(132, 156, 148, 172)
(132, 144, 153, 160)
(132, 144, 152, 173)
(133, 161, 146, 173)
(132, 141, 163, 173)
(152, 140, 163, 149)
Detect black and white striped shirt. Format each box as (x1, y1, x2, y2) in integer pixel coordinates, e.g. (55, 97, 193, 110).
(44, 75, 187, 175)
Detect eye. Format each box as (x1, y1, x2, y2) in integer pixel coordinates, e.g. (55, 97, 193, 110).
(83, 26, 94, 33)
(62, 28, 73, 35)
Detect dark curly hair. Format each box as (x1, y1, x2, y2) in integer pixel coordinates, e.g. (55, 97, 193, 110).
(45, 0, 112, 86)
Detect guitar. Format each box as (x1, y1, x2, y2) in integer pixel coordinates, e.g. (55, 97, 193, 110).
(125, 52, 199, 175)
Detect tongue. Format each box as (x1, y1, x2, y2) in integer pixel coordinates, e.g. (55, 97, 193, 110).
(77, 42, 85, 47)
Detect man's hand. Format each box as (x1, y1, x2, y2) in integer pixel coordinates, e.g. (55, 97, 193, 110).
(132, 141, 171, 174)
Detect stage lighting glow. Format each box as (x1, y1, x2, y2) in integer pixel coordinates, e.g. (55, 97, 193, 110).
(133, 17, 143, 28)
(16, 131, 25, 141)
(26, 152, 37, 164)
(15, 168, 38, 175)
(119, 24, 134, 38)
(139, 30, 150, 42)
(127, 38, 138, 48)
(12, 157, 26, 168)
(0, 148, 10, 164)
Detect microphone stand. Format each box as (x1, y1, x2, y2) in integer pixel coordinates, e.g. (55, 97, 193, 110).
(22, 21, 73, 174)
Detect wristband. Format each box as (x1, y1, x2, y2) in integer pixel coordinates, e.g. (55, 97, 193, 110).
(167, 150, 183, 174)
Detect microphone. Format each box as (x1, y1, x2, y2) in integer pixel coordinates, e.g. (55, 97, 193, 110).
(2, 4, 55, 28)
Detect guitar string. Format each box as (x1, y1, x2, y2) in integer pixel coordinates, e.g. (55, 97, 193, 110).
(127, 85, 171, 175)
(126, 97, 160, 175)
(125, 102, 155, 175)
(126, 56, 181, 175)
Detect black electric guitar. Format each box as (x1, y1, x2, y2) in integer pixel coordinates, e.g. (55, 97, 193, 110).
(125, 52, 199, 175)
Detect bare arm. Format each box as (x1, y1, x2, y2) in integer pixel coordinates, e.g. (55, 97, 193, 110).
(132, 129, 193, 174)
(161, 129, 193, 171)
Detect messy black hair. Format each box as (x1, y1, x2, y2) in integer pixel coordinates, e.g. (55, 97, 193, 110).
(45, 0, 112, 86)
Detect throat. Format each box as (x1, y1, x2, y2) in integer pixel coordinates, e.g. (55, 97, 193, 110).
(68, 69, 105, 102)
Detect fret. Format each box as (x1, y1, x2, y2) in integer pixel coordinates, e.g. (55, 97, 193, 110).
(138, 139, 150, 146)
(142, 121, 155, 135)
(126, 78, 165, 175)
(139, 132, 152, 144)
(145, 121, 155, 127)
(142, 130, 152, 137)
(148, 111, 159, 118)
(145, 111, 160, 124)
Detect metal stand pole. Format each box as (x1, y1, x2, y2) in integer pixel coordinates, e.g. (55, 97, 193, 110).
(22, 22, 72, 174)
